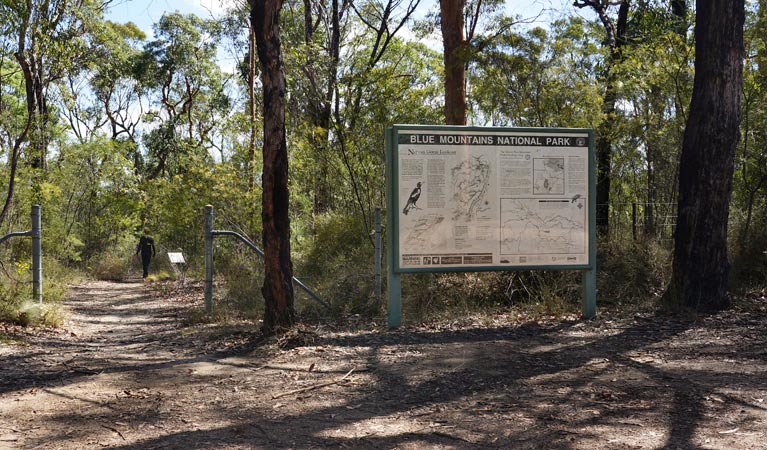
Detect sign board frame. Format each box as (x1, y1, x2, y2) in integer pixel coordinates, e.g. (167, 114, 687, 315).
(385, 125, 596, 327)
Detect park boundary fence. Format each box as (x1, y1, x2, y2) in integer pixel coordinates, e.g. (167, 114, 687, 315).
(602, 202, 677, 245)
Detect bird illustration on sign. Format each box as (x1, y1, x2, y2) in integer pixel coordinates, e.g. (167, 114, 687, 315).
(402, 182, 422, 215)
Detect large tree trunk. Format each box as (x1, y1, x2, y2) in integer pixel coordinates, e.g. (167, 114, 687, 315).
(663, 0, 744, 311)
(440, 0, 466, 125)
(251, 0, 295, 335)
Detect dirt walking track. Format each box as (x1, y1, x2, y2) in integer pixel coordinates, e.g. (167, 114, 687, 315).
(0, 281, 766, 449)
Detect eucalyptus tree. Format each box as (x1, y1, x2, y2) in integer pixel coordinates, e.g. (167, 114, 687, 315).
(46, 138, 140, 261)
(288, 0, 421, 216)
(0, 0, 107, 223)
(663, 0, 745, 311)
(249, 0, 295, 334)
(332, 35, 444, 231)
(439, 0, 465, 124)
(0, 39, 28, 227)
(572, 0, 631, 238)
(45, 19, 147, 261)
(137, 13, 232, 179)
(335, 0, 422, 230)
(285, 0, 353, 213)
(52, 20, 146, 148)
(89, 21, 147, 144)
(216, 3, 263, 193)
(438, 0, 520, 125)
(471, 18, 603, 129)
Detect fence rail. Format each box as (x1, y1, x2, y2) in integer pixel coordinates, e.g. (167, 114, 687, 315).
(203, 205, 330, 314)
(602, 202, 677, 243)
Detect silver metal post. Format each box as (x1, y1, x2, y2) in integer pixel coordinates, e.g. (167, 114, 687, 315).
(31, 205, 42, 304)
(204, 205, 214, 314)
(374, 207, 382, 305)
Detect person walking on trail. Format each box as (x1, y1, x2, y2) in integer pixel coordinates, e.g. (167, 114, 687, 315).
(136, 230, 156, 279)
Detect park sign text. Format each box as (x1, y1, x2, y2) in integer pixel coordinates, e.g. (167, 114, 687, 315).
(385, 125, 597, 326)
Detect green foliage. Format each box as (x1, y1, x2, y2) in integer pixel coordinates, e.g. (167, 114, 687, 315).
(88, 230, 143, 281)
(472, 18, 604, 128)
(47, 138, 142, 263)
(41, 256, 77, 304)
(145, 271, 175, 282)
(16, 302, 65, 328)
(729, 3, 767, 290)
(0, 276, 31, 323)
(729, 208, 767, 289)
(0, 256, 72, 326)
(295, 211, 377, 315)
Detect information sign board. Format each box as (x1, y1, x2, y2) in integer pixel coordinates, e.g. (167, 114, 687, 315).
(391, 126, 593, 272)
(385, 125, 597, 327)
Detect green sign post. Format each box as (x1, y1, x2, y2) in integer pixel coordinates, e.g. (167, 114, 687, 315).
(386, 125, 596, 327)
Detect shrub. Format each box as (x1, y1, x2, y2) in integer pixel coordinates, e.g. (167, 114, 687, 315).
(597, 238, 671, 310)
(403, 270, 583, 323)
(0, 255, 73, 326)
(295, 211, 377, 316)
(17, 302, 65, 328)
(91, 252, 131, 281)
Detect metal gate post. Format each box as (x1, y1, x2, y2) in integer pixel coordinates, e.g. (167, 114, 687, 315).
(204, 205, 214, 314)
(31, 205, 42, 304)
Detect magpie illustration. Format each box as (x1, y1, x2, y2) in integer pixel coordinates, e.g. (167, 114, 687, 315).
(571, 194, 581, 203)
(403, 182, 422, 215)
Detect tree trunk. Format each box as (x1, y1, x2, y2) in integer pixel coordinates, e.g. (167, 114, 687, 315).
(595, 84, 615, 237)
(671, 0, 688, 35)
(250, 0, 295, 335)
(663, 0, 744, 311)
(440, 0, 467, 125)
(0, 135, 27, 226)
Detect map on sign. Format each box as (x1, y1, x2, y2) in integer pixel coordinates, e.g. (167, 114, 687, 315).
(533, 158, 565, 195)
(451, 155, 491, 221)
(500, 198, 585, 257)
(395, 129, 591, 270)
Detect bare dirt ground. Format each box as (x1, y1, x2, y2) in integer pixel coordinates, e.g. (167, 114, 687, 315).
(1, 280, 767, 449)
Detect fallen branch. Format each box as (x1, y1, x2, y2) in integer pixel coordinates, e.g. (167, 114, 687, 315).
(272, 368, 355, 399)
(100, 424, 126, 441)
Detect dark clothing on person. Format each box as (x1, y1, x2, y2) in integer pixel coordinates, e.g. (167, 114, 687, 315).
(136, 235, 156, 278)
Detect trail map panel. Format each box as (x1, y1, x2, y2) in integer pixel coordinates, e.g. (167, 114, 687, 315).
(394, 127, 591, 271)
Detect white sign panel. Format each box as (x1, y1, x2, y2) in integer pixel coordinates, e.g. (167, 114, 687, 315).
(396, 129, 591, 269)
(167, 252, 186, 264)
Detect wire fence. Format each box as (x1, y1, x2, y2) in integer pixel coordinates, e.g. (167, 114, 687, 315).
(602, 202, 677, 246)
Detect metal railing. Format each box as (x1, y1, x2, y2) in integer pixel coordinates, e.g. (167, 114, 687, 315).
(203, 205, 330, 314)
(0, 205, 42, 303)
